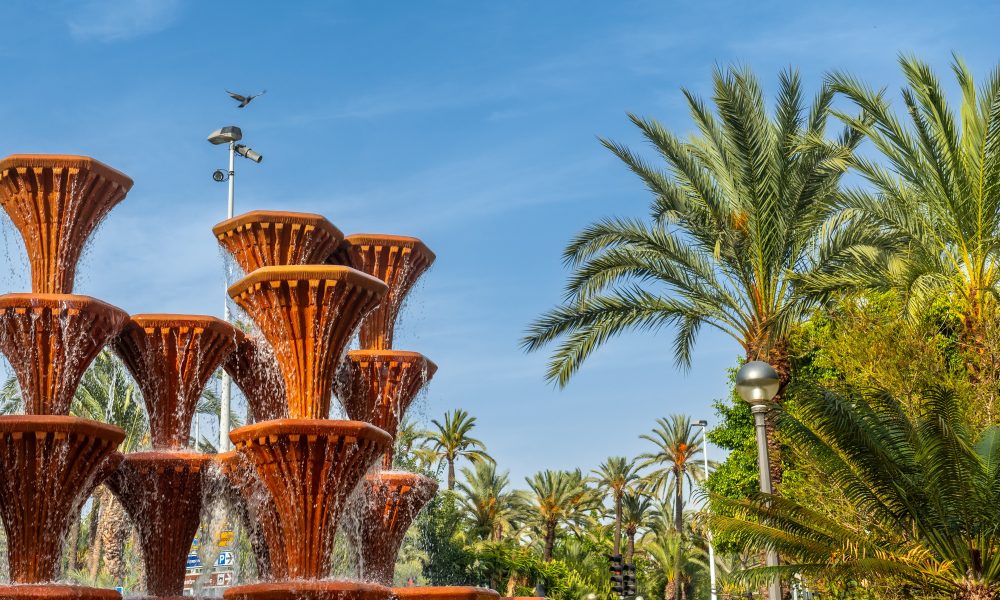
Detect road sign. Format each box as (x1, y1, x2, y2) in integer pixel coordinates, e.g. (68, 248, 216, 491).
(217, 551, 234, 566)
(186, 554, 201, 569)
(184, 570, 234, 590)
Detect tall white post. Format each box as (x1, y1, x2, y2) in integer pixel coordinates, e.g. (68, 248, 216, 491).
(219, 141, 235, 452)
(752, 405, 781, 600)
(700, 425, 718, 600)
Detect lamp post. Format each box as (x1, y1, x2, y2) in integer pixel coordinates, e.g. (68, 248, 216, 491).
(734, 360, 781, 600)
(207, 126, 263, 451)
(691, 419, 718, 600)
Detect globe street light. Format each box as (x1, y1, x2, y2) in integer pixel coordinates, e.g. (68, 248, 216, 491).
(207, 125, 263, 451)
(690, 419, 718, 600)
(734, 360, 781, 600)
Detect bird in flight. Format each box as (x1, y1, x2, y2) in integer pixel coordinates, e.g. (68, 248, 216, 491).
(226, 89, 266, 108)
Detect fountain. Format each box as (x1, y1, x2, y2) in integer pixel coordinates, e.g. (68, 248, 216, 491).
(0, 155, 131, 599)
(0, 152, 497, 600)
(105, 314, 236, 598)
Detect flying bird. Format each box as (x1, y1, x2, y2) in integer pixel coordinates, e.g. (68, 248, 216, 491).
(226, 89, 266, 108)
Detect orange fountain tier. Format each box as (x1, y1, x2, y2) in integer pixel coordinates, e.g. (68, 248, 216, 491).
(225, 581, 392, 600)
(213, 210, 345, 274)
(112, 315, 236, 449)
(349, 472, 438, 585)
(0, 585, 122, 600)
(393, 588, 500, 600)
(216, 451, 277, 580)
(228, 266, 387, 419)
(104, 452, 211, 597)
(0, 155, 132, 294)
(0, 416, 124, 583)
(0, 294, 128, 415)
(222, 330, 287, 423)
(338, 234, 435, 350)
(229, 419, 391, 580)
(335, 350, 437, 468)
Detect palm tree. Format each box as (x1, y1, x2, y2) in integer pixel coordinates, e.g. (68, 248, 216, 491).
(522, 66, 860, 486)
(592, 456, 642, 557)
(522, 469, 599, 561)
(620, 491, 658, 563)
(638, 416, 705, 534)
(422, 409, 493, 490)
(713, 382, 1000, 598)
(807, 55, 1000, 371)
(456, 461, 523, 542)
(522, 65, 858, 382)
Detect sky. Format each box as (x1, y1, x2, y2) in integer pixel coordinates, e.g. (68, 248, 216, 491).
(0, 0, 998, 485)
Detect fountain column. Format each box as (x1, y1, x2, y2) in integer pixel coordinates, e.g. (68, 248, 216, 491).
(105, 315, 236, 599)
(0, 155, 132, 600)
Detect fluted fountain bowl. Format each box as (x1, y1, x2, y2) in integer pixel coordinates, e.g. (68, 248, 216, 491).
(213, 210, 345, 274)
(224, 581, 392, 600)
(0, 154, 132, 294)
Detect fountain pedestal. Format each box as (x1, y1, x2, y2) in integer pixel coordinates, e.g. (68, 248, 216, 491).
(225, 581, 393, 600)
(394, 588, 501, 600)
(223, 330, 287, 423)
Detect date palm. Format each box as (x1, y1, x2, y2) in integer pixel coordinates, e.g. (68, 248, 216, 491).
(422, 409, 493, 490)
(713, 382, 1000, 599)
(620, 491, 658, 563)
(639, 416, 705, 534)
(522, 469, 599, 561)
(592, 456, 642, 557)
(522, 65, 859, 386)
(807, 55, 1000, 364)
(456, 461, 523, 542)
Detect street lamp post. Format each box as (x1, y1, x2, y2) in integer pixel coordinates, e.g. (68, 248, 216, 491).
(734, 361, 781, 600)
(207, 126, 263, 452)
(691, 419, 718, 600)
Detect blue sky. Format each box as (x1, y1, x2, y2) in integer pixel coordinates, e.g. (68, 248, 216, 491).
(1, 0, 998, 485)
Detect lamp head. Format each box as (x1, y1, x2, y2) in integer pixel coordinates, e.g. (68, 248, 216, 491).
(207, 126, 243, 145)
(695, 419, 708, 427)
(735, 360, 780, 405)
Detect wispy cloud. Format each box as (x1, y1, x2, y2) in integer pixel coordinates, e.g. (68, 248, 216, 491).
(67, 0, 182, 42)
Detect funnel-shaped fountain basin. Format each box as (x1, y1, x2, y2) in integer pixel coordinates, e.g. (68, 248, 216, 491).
(112, 315, 235, 449)
(222, 330, 287, 423)
(104, 452, 210, 597)
(228, 266, 387, 419)
(213, 210, 345, 274)
(0, 294, 128, 415)
(225, 581, 392, 600)
(0, 416, 124, 583)
(336, 350, 437, 468)
(394, 588, 500, 600)
(216, 451, 277, 580)
(229, 419, 391, 580)
(338, 235, 435, 350)
(0, 155, 132, 294)
(349, 472, 438, 585)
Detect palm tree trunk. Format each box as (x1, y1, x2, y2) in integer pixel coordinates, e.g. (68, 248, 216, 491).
(99, 492, 129, 582)
(87, 489, 105, 578)
(613, 494, 622, 556)
(674, 469, 684, 600)
(447, 458, 456, 491)
(542, 522, 556, 562)
(66, 512, 81, 572)
(625, 530, 635, 563)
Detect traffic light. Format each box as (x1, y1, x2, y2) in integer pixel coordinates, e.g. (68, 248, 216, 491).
(623, 563, 637, 596)
(607, 554, 623, 596)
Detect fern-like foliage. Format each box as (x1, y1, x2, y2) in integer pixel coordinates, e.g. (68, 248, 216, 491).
(712, 382, 1000, 597)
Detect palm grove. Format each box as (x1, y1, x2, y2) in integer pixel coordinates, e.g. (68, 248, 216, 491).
(522, 54, 1000, 600)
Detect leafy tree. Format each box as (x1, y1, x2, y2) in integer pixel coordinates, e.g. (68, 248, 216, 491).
(592, 456, 643, 556)
(422, 409, 493, 490)
(714, 381, 1000, 599)
(416, 492, 475, 585)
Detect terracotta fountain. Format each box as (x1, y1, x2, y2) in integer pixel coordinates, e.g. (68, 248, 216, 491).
(105, 314, 236, 598)
(0, 155, 132, 600)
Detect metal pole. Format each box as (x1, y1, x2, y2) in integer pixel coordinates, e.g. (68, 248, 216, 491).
(699, 425, 718, 600)
(751, 405, 781, 600)
(219, 141, 235, 452)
